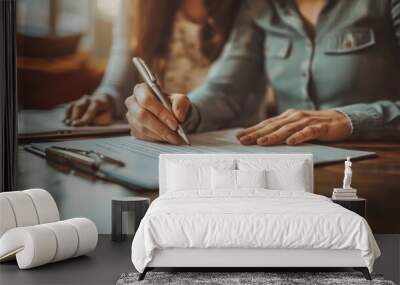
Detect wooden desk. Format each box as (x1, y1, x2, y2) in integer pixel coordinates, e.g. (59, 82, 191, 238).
(314, 142, 400, 234)
(17, 142, 400, 234)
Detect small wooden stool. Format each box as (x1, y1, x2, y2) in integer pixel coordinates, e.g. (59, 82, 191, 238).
(112, 197, 150, 242)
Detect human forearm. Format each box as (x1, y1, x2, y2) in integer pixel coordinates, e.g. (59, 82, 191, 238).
(183, 0, 266, 133)
(184, 76, 266, 133)
(335, 100, 400, 140)
(94, 0, 135, 118)
(94, 53, 136, 119)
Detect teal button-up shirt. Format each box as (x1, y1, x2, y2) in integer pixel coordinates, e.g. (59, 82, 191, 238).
(185, 0, 400, 140)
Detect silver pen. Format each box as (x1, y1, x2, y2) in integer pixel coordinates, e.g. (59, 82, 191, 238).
(132, 57, 191, 145)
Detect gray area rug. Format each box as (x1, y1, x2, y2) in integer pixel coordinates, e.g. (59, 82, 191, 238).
(116, 272, 396, 285)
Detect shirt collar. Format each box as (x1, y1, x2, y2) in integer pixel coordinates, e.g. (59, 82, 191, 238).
(273, 0, 336, 39)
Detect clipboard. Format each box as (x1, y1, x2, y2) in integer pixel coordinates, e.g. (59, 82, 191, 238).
(24, 144, 144, 190)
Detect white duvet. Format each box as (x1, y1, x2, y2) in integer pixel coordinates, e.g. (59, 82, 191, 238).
(131, 190, 380, 273)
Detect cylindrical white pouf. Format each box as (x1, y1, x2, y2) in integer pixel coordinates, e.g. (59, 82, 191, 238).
(1, 192, 39, 227)
(0, 226, 57, 269)
(0, 196, 17, 237)
(23, 189, 59, 224)
(65, 218, 98, 257)
(0, 218, 98, 269)
(43, 221, 79, 262)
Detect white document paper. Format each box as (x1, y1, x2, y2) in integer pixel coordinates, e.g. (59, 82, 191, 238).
(31, 128, 375, 165)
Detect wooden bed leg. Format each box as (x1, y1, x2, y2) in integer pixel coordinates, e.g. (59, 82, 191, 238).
(354, 267, 371, 280)
(138, 268, 148, 281)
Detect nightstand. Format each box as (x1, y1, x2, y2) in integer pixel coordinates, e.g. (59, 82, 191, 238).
(331, 198, 366, 218)
(112, 197, 150, 242)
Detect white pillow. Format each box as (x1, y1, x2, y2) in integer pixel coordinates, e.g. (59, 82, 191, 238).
(211, 169, 267, 190)
(168, 163, 210, 191)
(211, 169, 236, 190)
(236, 169, 267, 188)
(238, 159, 308, 191)
(167, 160, 235, 191)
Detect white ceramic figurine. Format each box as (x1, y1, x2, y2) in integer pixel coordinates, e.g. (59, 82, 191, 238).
(342, 157, 352, 189)
(332, 157, 357, 199)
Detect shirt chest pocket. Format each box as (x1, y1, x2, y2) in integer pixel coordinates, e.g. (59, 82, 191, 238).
(324, 28, 375, 54)
(264, 35, 291, 59)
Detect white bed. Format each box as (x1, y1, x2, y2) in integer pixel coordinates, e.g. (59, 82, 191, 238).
(131, 154, 380, 280)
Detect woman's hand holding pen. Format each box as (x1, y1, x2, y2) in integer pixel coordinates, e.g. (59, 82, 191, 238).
(237, 109, 352, 146)
(125, 83, 191, 145)
(64, 93, 114, 126)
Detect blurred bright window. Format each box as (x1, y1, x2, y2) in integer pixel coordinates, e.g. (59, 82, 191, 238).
(17, 0, 90, 35)
(17, 0, 121, 58)
(96, 0, 120, 19)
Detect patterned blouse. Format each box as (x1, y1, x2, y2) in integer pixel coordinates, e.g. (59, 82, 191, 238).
(163, 12, 211, 95)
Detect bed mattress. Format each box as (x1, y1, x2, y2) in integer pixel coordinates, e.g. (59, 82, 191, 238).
(131, 190, 380, 273)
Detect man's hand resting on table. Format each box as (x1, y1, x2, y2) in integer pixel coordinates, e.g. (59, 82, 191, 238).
(237, 109, 352, 146)
(124, 83, 191, 145)
(64, 93, 114, 126)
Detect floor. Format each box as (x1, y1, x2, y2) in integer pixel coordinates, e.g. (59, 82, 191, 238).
(1, 235, 399, 285)
(0, 235, 133, 285)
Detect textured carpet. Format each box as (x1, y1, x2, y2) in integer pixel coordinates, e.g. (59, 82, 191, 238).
(116, 271, 396, 285)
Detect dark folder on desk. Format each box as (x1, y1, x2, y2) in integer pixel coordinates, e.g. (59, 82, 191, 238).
(25, 128, 376, 191)
(19, 107, 130, 141)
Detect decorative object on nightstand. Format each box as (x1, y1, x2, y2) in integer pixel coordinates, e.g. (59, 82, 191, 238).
(112, 197, 150, 242)
(332, 157, 358, 200)
(331, 198, 367, 218)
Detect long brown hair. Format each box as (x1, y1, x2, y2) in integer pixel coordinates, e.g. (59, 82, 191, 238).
(132, 0, 242, 78)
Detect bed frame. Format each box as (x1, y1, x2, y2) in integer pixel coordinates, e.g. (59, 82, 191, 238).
(138, 154, 372, 281)
(139, 248, 371, 280)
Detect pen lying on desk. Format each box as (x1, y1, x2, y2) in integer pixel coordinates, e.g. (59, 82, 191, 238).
(51, 146, 125, 167)
(44, 147, 139, 189)
(132, 57, 191, 145)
